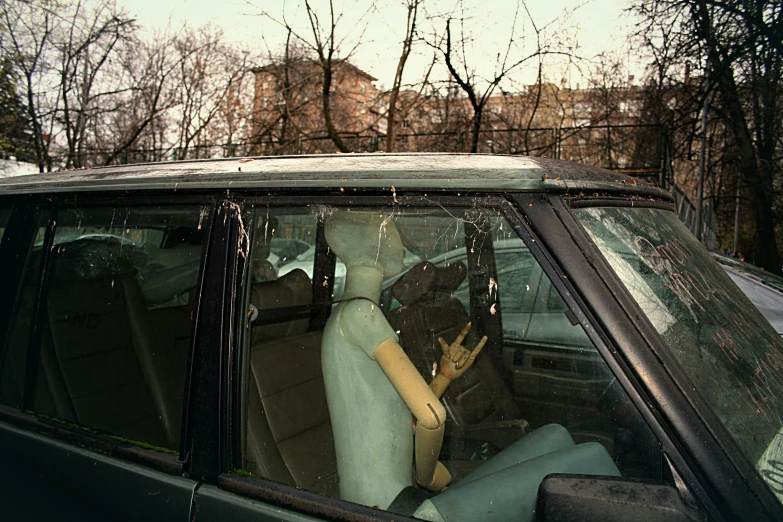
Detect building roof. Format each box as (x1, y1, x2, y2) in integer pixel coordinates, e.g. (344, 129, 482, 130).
(0, 153, 670, 200)
(252, 59, 377, 82)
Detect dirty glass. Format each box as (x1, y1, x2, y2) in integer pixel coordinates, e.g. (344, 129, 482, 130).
(575, 206, 783, 504)
(237, 203, 660, 521)
(0, 205, 208, 453)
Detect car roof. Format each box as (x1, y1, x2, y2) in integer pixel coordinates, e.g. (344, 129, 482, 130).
(0, 153, 671, 200)
(711, 252, 783, 294)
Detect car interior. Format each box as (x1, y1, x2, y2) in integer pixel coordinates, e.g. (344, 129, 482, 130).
(238, 205, 662, 518)
(0, 206, 205, 452)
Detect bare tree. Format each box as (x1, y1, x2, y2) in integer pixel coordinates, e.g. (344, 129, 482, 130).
(1, 0, 57, 171)
(302, 0, 368, 152)
(433, 1, 555, 153)
(171, 25, 248, 160)
(101, 30, 185, 165)
(55, 0, 134, 168)
(386, 0, 421, 152)
(254, 0, 373, 153)
(635, 0, 783, 273)
(252, 31, 323, 155)
(210, 49, 254, 157)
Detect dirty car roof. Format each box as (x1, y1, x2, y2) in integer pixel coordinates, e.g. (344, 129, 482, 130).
(0, 153, 671, 200)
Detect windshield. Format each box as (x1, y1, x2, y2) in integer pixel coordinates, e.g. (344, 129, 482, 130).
(574, 206, 783, 503)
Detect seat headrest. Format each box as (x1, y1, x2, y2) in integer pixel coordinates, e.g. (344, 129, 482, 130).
(251, 216, 279, 264)
(250, 269, 313, 341)
(391, 261, 467, 305)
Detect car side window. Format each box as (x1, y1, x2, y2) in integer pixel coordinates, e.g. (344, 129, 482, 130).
(0, 205, 207, 453)
(232, 201, 662, 520)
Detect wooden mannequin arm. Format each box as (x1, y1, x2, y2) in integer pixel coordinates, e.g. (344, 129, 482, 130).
(374, 339, 451, 490)
(430, 374, 451, 399)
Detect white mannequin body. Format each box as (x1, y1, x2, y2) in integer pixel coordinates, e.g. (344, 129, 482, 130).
(321, 213, 449, 509)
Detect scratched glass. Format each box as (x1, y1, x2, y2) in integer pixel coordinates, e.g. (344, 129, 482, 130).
(575, 206, 783, 504)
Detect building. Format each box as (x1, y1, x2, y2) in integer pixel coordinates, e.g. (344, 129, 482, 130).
(251, 60, 384, 154)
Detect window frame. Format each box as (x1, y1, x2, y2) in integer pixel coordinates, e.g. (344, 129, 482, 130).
(532, 193, 783, 522)
(0, 192, 220, 476)
(218, 191, 678, 521)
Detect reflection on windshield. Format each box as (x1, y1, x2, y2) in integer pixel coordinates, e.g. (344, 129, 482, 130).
(575, 206, 783, 504)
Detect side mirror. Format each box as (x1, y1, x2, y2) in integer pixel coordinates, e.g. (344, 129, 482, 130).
(536, 474, 707, 522)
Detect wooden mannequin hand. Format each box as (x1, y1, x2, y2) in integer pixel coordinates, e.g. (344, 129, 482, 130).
(436, 322, 487, 382)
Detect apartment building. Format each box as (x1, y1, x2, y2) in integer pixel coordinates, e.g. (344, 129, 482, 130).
(250, 60, 384, 154)
(250, 60, 660, 176)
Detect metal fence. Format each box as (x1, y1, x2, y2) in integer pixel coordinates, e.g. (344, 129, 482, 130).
(52, 124, 715, 244)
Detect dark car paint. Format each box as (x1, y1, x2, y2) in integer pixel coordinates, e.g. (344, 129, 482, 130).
(0, 419, 194, 522)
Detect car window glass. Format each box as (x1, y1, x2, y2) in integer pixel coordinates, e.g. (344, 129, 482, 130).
(0, 205, 208, 453)
(575, 206, 783, 505)
(235, 202, 661, 520)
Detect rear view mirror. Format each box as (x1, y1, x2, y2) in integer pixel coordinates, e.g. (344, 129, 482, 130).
(536, 474, 706, 522)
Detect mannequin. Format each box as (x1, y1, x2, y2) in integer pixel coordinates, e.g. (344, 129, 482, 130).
(322, 211, 485, 509)
(322, 210, 621, 521)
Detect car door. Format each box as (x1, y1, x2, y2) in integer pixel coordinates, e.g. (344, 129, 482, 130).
(186, 192, 704, 522)
(0, 195, 214, 521)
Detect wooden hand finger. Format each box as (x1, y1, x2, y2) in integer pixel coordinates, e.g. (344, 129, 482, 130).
(438, 337, 451, 357)
(453, 347, 469, 369)
(453, 322, 472, 347)
(469, 336, 488, 362)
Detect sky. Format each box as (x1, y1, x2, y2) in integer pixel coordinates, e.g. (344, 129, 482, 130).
(124, 0, 644, 90)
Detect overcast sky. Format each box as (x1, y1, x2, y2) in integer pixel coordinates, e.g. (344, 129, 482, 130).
(124, 0, 643, 89)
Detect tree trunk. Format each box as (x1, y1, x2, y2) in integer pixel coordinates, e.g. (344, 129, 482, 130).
(693, 0, 781, 273)
(470, 107, 482, 153)
(386, 1, 417, 153)
(322, 63, 351, 153)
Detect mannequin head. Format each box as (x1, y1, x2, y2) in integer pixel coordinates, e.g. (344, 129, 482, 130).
(325, 211, 404, 277)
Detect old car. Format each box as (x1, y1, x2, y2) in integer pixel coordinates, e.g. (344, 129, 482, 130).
(0, 154, 781, 522)
(712, 252, 783, 336)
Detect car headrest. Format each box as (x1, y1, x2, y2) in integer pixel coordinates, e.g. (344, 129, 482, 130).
(250, 268, 313, 342)
(251, 215, 279, 263)
(391, 261, 467, 305)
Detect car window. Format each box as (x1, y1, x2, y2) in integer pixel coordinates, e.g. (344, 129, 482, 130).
(575, 206, 783, 506)
(0, 205, 208, 453)
(234, 202, 661, 521)
(250, 212, 318, 284)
